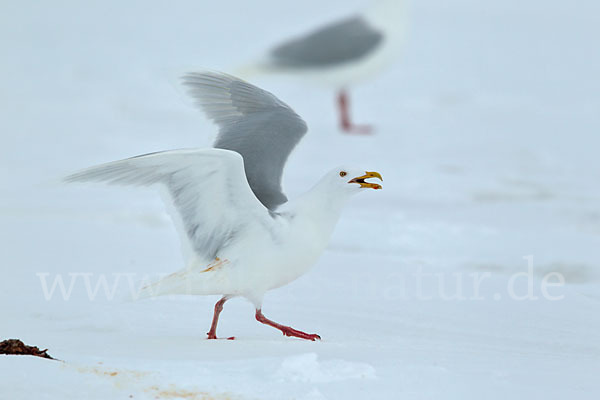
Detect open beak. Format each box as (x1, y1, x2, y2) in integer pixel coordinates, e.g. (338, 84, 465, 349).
(348, 171, 383, 190)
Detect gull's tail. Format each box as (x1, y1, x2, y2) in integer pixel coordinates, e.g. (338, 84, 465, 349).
(133, 271, 189, 300)
(133, 258, 233, 300)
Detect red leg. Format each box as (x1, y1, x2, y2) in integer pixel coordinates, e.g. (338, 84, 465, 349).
(338, 89, 353, 132)
(207, 297, 235, 340)
(255, 309, 321, 341)
(337, 89, 373, 134)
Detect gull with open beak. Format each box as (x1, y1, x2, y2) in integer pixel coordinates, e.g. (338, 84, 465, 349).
(65, 72, 382, 341)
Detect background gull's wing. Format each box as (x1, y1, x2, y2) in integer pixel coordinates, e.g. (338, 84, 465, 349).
(65, 148, 270, 262)
(181, 72, 308, 210)
(269, 16, 384, 68)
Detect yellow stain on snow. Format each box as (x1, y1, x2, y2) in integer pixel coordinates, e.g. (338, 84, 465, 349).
(76, 365, 242, 399)
(146, 384, 237, 400)
(75, 365, 151, 390)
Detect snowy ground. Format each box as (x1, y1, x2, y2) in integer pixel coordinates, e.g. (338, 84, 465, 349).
(1, 0, 599, 399)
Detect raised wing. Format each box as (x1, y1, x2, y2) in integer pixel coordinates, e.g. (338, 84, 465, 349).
(181, 72, 307, 210)
(270, 16, 383, 68)
(65, 148, 270, 262)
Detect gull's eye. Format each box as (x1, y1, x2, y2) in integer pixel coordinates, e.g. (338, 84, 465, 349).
(339, 171, 347, 177)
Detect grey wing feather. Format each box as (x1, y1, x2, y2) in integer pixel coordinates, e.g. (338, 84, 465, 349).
(182, 72, 308, 210)
(270, 16, 384, 68)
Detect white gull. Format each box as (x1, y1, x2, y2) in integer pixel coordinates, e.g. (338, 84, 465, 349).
(66, 72, 383, 341)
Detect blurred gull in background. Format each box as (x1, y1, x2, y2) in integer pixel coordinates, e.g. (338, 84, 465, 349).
(238, 0, 407, 134)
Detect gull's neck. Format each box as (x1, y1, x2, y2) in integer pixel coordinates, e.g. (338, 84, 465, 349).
(284, 181, 351, 234)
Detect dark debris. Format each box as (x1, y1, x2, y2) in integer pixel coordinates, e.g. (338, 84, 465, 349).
(0, 339, 56, 360)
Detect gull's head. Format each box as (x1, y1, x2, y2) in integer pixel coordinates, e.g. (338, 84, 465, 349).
(325, 167, 383, 194)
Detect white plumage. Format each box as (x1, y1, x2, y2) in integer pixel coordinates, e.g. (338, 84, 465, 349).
(66, 72, 382, 340)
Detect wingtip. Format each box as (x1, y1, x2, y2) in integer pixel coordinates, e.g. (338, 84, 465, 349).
(63, 172, 82, 184)
(181, 70, 243, 85)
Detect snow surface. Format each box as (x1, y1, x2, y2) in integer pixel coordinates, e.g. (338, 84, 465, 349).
(1, 0, 599, 399)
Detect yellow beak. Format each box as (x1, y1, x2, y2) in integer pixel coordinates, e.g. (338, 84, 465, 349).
(348, 171, 383, 190)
